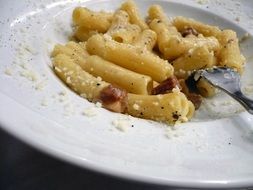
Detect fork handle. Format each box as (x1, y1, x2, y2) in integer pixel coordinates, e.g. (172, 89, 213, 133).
(232, 91, 253, 114)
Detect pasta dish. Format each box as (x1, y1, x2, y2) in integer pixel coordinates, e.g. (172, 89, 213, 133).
(51, 0, 245, 124)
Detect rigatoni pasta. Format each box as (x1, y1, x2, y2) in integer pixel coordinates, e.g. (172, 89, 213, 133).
(53, 54, 109, 101)
(106, 10, 141, 44)
(73, 7, 113, 33)
(51, 0, 246, 124)
(127, 92, 195, 123)
(120, 0, 148, 30)
(82, 55, 153, 95)
(148, 4, 169, 24)
(172, 16, 222, 38)
(132, 29, 157, 50)
(196, 78, 216, 98)
(86, 34, 174, 82)
(74, 26, 98, 42)
(173, 46, 217, 79)
(217, 30, 245, 73)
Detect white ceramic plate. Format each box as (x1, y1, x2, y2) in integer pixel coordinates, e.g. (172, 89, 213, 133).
(1, 0, 253, 188)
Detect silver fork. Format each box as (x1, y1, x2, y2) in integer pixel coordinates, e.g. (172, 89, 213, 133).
(186, 67, 253, 114)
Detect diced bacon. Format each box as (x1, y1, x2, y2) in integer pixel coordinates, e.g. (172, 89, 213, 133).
(99, 85, 127, 113)
(152, 76, 181, 95)
(187, 93, 202, 110)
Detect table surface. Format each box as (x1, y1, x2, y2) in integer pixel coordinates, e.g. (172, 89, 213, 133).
(0, 128, 182, 190)
(1, 128, 253, 190)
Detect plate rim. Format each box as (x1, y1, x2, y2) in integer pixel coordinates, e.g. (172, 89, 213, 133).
(0, 95, 252, 189)
(1, 0, 253, 188)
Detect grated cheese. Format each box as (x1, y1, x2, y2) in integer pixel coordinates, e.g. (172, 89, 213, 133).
(55, 66, 62, 73)
(243, 86, 253, 95)
(82, 107, 97, 117)
(19, 70, 38, 81)
(4, 68, 12, 76)
(172, 86, 180, 93)
(66, 76, 71, 84)
(196, 0, 208, 5)
(95, 102, 102, 108)
(152, 102, 159, 106)
(58, 91, 69, 102)
(133, 103, 140, 110)
(34, 81, 47, 91)
(112, 119, 129, 132)
(239, 32, 250, 43)
(104, 34, 113, 41)
(64, 103, 75, 116)
(41, 98, 49, 106)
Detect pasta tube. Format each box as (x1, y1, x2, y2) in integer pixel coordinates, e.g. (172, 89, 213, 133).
(86, 34, 174, 82)
(120, 0, 148, 30)
(173, 16, 222, 37)
(82, 55, 153, 95)
(50, 1, 247, 124)
(132, 29, 157, 50)
(53, 54, 194, 123)
(51, 42, 89, 63)
(65, 41, 89, 57)
(52, 45, 86, 64)
(196, 78, 216, 98)
(127, 91, 195, 124)
(53, 54, 109, 101)
(107, 10, 141, 44)
(52, 43, 152, 94)
(148, 4, 169, 24)
(173, 46, 217, 79)
(74, 26, 98, 42)
(72, 7, 113, 32)
(217, 30, 245, 73)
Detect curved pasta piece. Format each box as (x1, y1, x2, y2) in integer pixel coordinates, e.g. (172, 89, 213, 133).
(86, 34, 174, 82)
(73, 7, 113, 32)
(127, 91, 195, 124)
(149, 19, 220, 60)
(107, 10, 141, 44)
(120, 0, 148, 30)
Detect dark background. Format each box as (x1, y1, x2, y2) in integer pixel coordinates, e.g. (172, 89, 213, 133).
(0, 128, 252, 190)
(0, 128, 177, 190)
